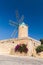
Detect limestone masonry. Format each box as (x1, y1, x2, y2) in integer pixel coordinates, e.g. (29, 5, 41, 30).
(0, 22, 41, 57)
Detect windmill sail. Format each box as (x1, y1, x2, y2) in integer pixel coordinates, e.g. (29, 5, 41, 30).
(19, 15, 24, 24)
(16, 10, 20, 22)
(9, 20, 19, 26)
(9, 11, 25, 38)
(11, 27, 18, 38)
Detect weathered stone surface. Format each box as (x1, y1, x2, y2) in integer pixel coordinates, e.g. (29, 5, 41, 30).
(0, 55, 43, 65)
(0, 38, 41, 56)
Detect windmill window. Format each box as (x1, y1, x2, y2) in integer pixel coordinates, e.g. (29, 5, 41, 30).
(22, 26, 24, 28)
(12, 41, 14, 43)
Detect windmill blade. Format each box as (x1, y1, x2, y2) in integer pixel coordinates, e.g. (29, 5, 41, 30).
(9, 20, 19, 26)
(19, 15, 24, 23)
(16, 10, 20, 22)
(11, 28, 18, 38)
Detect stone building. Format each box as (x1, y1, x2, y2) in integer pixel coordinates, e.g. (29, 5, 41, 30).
(0, 22, 41, 56)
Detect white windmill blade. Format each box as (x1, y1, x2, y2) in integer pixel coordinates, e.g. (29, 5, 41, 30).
(11, 28, 18, 38)
(19, 15, 24, 23)
(9, 20, 19, 26)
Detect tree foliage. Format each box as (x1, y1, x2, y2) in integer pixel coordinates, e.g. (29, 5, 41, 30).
(40, 39, 43, 45)
(36, 45, 43, 53)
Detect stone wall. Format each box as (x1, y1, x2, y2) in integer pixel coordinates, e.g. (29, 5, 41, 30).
(0, 38, 41, 56)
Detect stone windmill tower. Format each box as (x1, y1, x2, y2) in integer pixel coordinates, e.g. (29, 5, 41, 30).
(18, 22, 28, 38)
(9, 11, 28, 38)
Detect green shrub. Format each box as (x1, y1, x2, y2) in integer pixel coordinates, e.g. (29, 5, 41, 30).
(36, 45, 43, 53)
(15, 44, 28, 53)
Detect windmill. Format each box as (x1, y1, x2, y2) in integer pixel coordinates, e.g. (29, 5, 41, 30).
(9, 10, 24, 38)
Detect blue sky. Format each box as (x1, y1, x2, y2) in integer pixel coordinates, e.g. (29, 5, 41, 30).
(0, 0, 43, 40)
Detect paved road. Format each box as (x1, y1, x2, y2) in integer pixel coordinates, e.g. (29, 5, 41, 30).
(0, 55, 43, 65)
